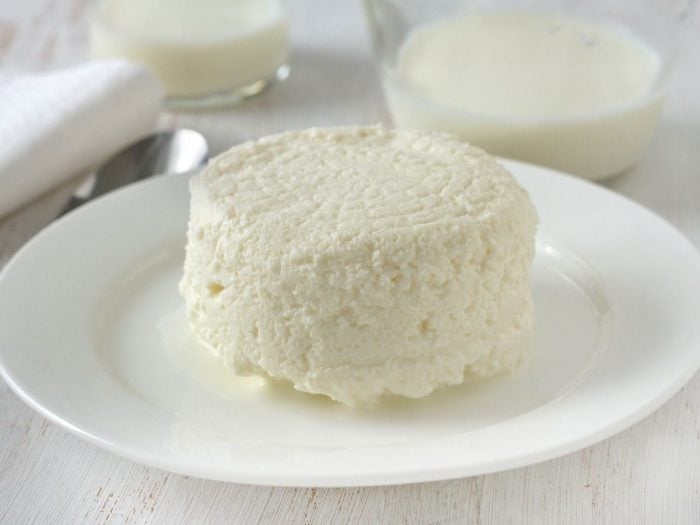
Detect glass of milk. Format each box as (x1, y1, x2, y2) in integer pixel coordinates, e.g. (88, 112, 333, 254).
(365, 0, 697, 180)
(91, 0, 291, 109)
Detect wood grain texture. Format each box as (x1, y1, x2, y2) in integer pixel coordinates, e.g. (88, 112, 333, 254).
(1, 1, 699, 524)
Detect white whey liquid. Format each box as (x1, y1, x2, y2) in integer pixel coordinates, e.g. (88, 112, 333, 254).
(385, 11, 663, 179)
(91, 0, 289, 98)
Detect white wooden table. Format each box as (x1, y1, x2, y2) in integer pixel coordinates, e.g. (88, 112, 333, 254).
(1, 1, 699, 523)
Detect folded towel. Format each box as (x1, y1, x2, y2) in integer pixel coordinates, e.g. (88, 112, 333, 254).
(0, 59, 163, 217)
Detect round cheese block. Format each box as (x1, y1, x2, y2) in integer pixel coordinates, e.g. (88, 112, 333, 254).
(180, 125, 538, 405)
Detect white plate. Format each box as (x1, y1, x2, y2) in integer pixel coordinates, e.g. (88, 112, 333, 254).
(1, 160, 700, 487)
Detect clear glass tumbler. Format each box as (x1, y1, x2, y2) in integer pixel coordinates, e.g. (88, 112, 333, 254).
(91, 0, 291, 109)
(365, 0, 697, 180)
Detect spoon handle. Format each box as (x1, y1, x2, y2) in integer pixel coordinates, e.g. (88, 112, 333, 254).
(56, 130, 208, 218)
(58, 195, 89, 218)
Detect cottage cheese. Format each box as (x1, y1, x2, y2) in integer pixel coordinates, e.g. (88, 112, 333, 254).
(180, 126, 537, 405)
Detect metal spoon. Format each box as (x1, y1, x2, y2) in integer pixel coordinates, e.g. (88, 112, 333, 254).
(58, 129, 209, 217)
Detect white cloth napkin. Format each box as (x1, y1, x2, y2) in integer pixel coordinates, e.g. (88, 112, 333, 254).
(0, 59, 163, 217)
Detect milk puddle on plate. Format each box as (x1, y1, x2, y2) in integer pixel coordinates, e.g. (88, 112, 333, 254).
(92, 239, 610, 449)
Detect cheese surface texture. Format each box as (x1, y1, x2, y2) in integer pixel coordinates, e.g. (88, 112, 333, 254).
(180, 126, 537, 405)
